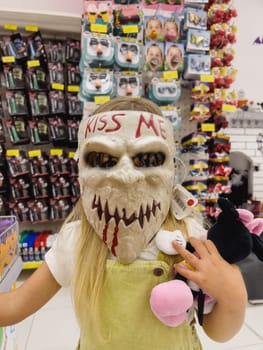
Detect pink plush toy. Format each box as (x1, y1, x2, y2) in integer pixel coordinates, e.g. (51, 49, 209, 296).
(237, 208, 263, 235)
(150, 280, 194, 327)
(150, 198, 263, 327)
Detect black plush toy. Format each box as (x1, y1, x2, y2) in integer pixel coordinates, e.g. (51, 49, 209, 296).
(188, 197, 263, 324)
(150, 198, 263, 327)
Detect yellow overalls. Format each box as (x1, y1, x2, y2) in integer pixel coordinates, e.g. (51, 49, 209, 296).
(78, 259, 203, 350)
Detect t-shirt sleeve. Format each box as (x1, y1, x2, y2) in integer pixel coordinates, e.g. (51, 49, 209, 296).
(45, 221, 80, 287)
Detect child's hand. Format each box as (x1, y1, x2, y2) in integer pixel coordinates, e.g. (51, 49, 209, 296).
(172, 237, 246, 303)
(172, 237, 248, 342)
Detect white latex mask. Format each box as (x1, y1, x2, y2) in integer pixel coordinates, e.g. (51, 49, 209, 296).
(78, 110, 176, 263)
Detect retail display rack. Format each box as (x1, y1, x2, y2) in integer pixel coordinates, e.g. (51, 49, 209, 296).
(0, 10, 82, 270)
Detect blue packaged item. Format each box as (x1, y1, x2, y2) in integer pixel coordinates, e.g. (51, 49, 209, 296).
(184, 53, 211, 80)
(114, 71, 143, 97)
(161, 105, 182, 130)
(114, 37, 143, 70)
(184, 7, 207, 31)
(79, 70, 115, 102)
(80, 33, 114, 70)
(147, 77, 181, 105)
(186, 29, 210, 53)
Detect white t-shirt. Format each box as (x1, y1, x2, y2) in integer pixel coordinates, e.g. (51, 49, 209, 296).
(45, 217, 207, 287)
(45, 221, 81, 287)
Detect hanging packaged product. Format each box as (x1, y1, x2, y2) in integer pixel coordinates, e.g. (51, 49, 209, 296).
(114, 37, 143, 70)
(114, 71, 143, 97)
(146, 77, 181, 105)
(79, 69, 115, 102)
(80, 33, 115, 70)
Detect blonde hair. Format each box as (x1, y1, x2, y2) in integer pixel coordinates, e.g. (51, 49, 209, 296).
(68, 97, 188, 344)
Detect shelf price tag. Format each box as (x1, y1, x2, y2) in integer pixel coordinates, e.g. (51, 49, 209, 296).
(200, 75, 215, 83)
(23, 261, 42, 269)
(4, 23, 18, 31)
(28, 150, 42, 157)
(27, 60, 40, 68)
(51, 83, 65, 91)
(201, 123, 215, 132)
(68, 85, 80, 92)
(90, 24, 107, 33)
(2, 56, 15, 63)
(163, 71, 178, 80)
(222, 104, 236, 113)
(25, 25, 39, 32)
(6, 149, 20, 157)
(122, 25, 138, 34)
(94, 96, 110, 104)
(50, 149, 63, 156)
(68, 152, 76, 159)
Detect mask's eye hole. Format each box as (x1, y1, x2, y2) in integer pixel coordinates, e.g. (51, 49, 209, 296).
(84, 152, 118, 168)
(132, 152, 165, 167)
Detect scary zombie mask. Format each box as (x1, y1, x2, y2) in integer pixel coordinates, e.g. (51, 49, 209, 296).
(78, 110, 176, 263)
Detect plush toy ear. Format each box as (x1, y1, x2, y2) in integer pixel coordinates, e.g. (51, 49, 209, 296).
(236, 209, 254, 224)
(252, 234, 263, 261)
(217, 198, 239, 220)
(246, 218, 263, 236)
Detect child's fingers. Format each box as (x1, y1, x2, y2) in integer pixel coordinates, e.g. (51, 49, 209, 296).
(172, 240, 200, 268)
(174, 263, 196, 280)
(189, 237, 212, 258)
(203, 240, 222, 258)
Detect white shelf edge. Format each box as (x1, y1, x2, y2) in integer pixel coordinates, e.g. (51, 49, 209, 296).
(0, 10, 81, 35)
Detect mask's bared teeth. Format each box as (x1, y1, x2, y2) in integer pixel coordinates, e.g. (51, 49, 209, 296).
(92, 195, 103, 220)
(104, 201, 111, 224)
(138, 206, 144, 229)
(114, 208, 121, 226)
(152, 200, 160, 216)
(97, 197, 103, 220)
(122, 208, 137, 226)
(93, 195, 161, 227)
(146, 204, 151, 222)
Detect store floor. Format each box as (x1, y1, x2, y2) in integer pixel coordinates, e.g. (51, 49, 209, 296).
(15, 270, 263, 350)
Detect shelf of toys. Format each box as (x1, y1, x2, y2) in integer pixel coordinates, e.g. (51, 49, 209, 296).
(78, 0, 238, 220)
(0, 21, 82, 268)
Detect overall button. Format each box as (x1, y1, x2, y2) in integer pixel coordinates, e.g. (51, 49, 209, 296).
(153, 267, 164, 276)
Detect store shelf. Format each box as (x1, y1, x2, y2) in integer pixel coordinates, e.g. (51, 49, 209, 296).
(23, 261, 43, 270)
(0, 10, 81, 37)
(228, 110, 263, 128)
(0, 256, 23, 292)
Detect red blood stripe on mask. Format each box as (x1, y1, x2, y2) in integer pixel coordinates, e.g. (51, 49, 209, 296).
(111, 226, 119, 256)
(103, 224, 108, 243)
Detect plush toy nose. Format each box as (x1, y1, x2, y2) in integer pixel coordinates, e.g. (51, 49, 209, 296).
(95, 78, 102, 89)
(126, 50, 133, 62)
(97, 44, 103, 56)
(126, 83, 132, 95)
